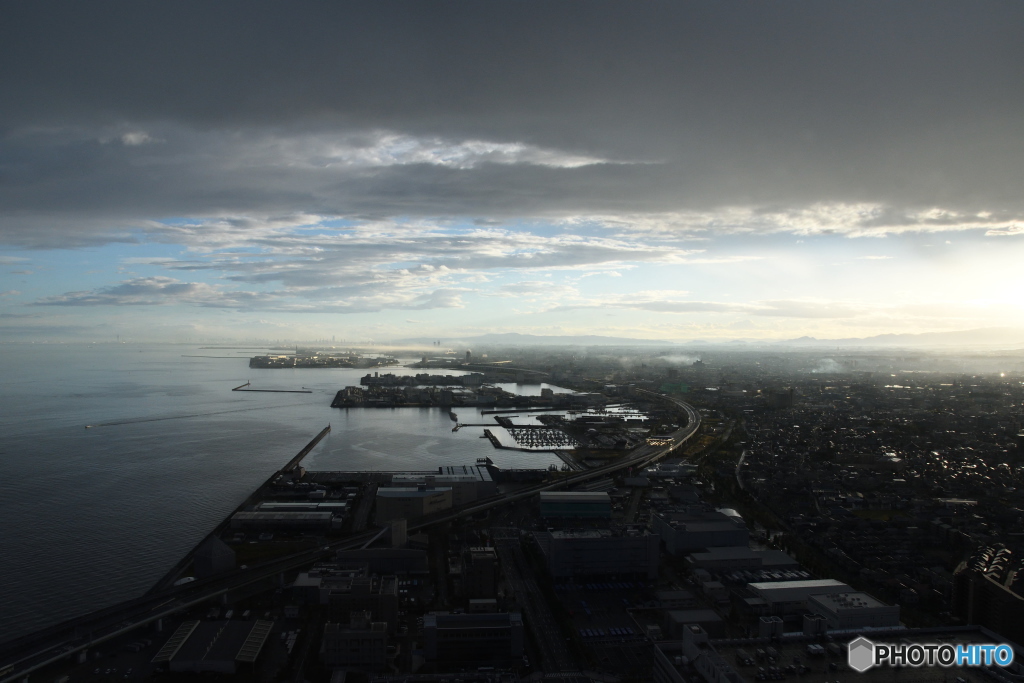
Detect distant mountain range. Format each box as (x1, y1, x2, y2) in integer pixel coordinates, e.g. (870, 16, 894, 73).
(782, 327, 1024, 348)
(396, 332, 681, 347)
(396, 328, 1024, 349)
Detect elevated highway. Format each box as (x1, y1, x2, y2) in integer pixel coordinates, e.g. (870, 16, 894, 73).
(0, 392, 698, 683)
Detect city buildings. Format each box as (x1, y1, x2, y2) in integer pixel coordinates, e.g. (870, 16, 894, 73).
(375, 486, 453, 524)
(152, 620, 274, 674)
(538, 491, 611, 519)
(390, 465, 496, 507)
(652, 507, 749, 555)
(321, 612, 389, 670)
(422, 613, 524, 663)
(686, 546, 799, 572)
(806, 591, 900, 629)
(462, 547, 498, 599)
(533, 528, 660, 579)
(954, 545, 1024, 644)
(746, 579, 851, 615)
(229, 510, 336, 531)
(334, 548, 430, 574)
(17, 350, 1024, 682)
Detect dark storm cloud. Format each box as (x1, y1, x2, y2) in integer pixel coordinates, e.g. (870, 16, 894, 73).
(2, 1, 1024, 245)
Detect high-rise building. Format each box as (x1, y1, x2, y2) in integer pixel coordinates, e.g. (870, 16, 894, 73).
(953, 545, 1024, 643)
(462, 547, 498, 599)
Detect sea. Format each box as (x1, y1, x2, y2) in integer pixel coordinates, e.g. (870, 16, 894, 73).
(0, 343, 567, 643)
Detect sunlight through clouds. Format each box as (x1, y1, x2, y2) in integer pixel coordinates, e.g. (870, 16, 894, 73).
(3, 3, 1024, 340)
(564, 204, 1024, 239)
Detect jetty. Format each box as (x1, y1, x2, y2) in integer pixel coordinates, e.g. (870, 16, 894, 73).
(281, 424, 331, 474)
(232, 381, 312, 394)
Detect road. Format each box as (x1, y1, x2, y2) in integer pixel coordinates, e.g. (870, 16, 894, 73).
(624, 487, 644, 524)
(736, 449, 749, 491)
(0, 392, 699, 683)
(493, 531, 577, 672)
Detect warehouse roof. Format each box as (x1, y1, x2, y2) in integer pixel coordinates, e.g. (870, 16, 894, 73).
(748, 579, 850, 603)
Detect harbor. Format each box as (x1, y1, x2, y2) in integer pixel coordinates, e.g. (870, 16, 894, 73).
(0, 385, 699, 683)
(0, 347, 662, 651)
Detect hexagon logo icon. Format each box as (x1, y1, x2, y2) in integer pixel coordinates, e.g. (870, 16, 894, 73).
(848, 637, 875, 673)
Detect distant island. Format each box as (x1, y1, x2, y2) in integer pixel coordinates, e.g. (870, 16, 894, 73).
(249, 352, 399, 369)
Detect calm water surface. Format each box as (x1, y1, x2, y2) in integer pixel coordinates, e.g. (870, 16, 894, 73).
(0, 344, 563, 642)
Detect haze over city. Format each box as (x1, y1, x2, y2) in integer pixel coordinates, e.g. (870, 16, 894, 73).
(2, 2, 1024, 344)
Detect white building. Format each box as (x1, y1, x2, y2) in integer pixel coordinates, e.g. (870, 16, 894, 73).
(747, 579, 851, 615)
(807, 591, 900, 629)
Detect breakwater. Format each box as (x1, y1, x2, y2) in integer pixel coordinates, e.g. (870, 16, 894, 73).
(232, 381, 312, 393)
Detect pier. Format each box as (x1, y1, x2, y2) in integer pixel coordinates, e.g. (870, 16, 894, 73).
(481, 427, 577, 453)
(454, 414, 579, 452)
(451, 422, 494, 431)
(482, 429, 502, 449)
(232, 381, 312, 393)
(506, 426, 578, 449)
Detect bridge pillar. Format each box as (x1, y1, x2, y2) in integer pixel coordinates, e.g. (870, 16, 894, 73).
(154, 618, 164, 632)
(221, 593, 229, 605)
(77, 650, 88, 664)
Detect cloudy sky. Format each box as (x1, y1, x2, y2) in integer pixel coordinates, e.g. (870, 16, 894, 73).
(2, 2, 1023, 342)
